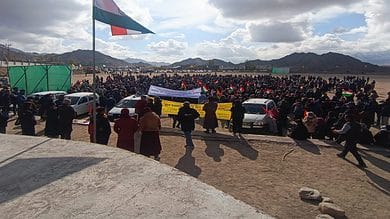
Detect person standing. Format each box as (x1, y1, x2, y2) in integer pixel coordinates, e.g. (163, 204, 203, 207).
(114, 108, 139, 152)
(152, 97, 162, 117)
(44, 102, 59, 138)
(202, 97, 218, 133)
(0, 107, 9, 134)
(381, 92, 390, 125)
(178, 101, 200, 148)
(230, 100, 246, 135)
(135, 95, 148, 120)
(139, 107, 162, 160)
(58, 99, 75, 140)
(19, 101, 36, 136)
(334, 114, 367, 168)
(89, 107, 111, 145)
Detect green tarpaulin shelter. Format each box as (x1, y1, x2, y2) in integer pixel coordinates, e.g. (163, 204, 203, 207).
(8, 65, 72, 95)
(272, 67, 290, 74)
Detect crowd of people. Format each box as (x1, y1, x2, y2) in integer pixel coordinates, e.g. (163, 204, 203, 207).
(1, 73, 390, 165)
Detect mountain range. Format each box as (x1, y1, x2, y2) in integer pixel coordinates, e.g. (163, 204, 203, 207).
(1, 44, 389, 73)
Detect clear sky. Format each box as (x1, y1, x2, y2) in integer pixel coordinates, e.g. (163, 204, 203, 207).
(0, 0, 389, 64)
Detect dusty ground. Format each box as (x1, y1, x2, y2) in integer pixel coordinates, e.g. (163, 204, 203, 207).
(4, 116, 390, 219)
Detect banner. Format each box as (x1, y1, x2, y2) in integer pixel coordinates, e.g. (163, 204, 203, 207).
(148, 85, 202, 99)
(161, 100, 232, 120)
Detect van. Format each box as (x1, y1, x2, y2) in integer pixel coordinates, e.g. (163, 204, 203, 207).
(65, 92, 100, 116)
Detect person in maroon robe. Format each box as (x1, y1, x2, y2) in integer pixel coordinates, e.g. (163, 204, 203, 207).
(114, 108, 139, 152)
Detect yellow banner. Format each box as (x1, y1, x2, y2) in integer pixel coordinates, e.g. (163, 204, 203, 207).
(161, 100, 232, 120)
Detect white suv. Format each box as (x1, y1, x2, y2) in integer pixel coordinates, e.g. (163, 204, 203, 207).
(242, 98, 276, 128)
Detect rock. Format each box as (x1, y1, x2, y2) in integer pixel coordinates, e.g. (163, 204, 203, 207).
(318, 202, 345, 218)
(321, 197, 334, 203)
(299, 187, 322, 201)
(316, 214, 334, 219)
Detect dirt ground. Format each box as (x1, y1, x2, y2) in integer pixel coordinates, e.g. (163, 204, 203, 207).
(4, 116, 390, 219)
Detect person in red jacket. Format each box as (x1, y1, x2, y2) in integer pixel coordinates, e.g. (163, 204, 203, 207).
(114, 108, 139, 152)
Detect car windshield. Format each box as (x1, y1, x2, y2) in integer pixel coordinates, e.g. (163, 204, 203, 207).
(243, 103, 266, 114)
(115, 99, 138, 108)
(67, 96, 80, 105)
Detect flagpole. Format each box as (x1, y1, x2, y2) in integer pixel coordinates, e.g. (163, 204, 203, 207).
(92, 1, 97, 143)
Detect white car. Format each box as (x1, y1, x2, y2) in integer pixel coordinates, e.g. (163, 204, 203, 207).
(242, 98, 276, 128)
(108, 95, 143, 121)
(65, 92, 100, 116)
(29, 91, 67, 100)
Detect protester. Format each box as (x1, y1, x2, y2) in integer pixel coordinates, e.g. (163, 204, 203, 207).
(44, 102, 59, 138)
(19, 101, 36, 136)
(178, 101, 200, 148)
(374, 125, 390, 147)
(58, 98, 75, 140)
(303, 112, 318, 138)
(203, 97, 218, 133)
(135, 95, 148, 119)
(89, 107, 111, 145)
(153, 97, 162, 117)
(230, 100, 246, 135)
(334, 114, 367, 168)
(289, 119, 309, 140)
(139, 107, 162, 160)
(0, 107, 8, 134)
(114, 108, 139, 152)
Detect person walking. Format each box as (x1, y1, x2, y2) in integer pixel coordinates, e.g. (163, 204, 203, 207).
(19, 101, 36, 136)
(58, 99, 75, 140)
(334, 114, 368, 168)
(202, 97, 218, 133)
(114, 108, 139, 152)
(178, 101, 200, 148)
(139, 107, 162, 160)
(230, 100, 246, 135)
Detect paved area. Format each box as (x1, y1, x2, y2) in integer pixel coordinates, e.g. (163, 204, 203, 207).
(0, 134, 271, 219)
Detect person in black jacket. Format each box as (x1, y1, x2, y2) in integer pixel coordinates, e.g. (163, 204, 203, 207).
(230, 100, 246, 135)
(58, 99, 75, 140)
(94, 107, 111, 145)
(334, 114, 367, 168)
(0, 107, 9, 134)
(44, 101, 59, 138)
(20, 101, 36, 136)
(178, 101, 200, 148)
(289, 119, 309, 140)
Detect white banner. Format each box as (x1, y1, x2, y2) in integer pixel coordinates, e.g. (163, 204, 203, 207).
(148, 85, 201, 99)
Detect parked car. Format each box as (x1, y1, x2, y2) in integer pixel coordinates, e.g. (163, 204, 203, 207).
(242, 98, 276, 128)
(108, 95, 151, 121)
(65, 92, 99, 116)
(28, 91, 67, 101)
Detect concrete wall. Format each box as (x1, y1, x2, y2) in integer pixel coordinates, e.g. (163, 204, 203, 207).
(0, 134, 271, 218)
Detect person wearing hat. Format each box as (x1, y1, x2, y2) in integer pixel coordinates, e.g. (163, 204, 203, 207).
(89, 107, 111, 145)
(178, 101, 200, 148)
(58, 98, 76, 140)
(139, 107, 162, 160)
(333, 114, 367, 168)
(114, 108, 139, 151)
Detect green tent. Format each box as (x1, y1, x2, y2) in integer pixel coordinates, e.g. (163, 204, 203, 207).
(8, 65, 72, 95)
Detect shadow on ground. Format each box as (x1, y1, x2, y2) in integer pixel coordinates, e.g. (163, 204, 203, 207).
(293, 139, 321, 155)
(175, 147, 201, 178)
(0, 157, 106, 204)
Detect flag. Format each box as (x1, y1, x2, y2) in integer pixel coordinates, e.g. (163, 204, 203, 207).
(216, 88, 222, 97)
(239, 86, 245, 93)
(181, 81, 187, 90)
(202, 85, 209, 93)
(93, 0, 154, 35)
(342, 90, 354, 97)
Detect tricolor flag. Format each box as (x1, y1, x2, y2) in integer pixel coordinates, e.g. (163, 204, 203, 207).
(202, 85, 209, 93)
(93, 0, 154, 36)
(342, 90, 354, 97)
